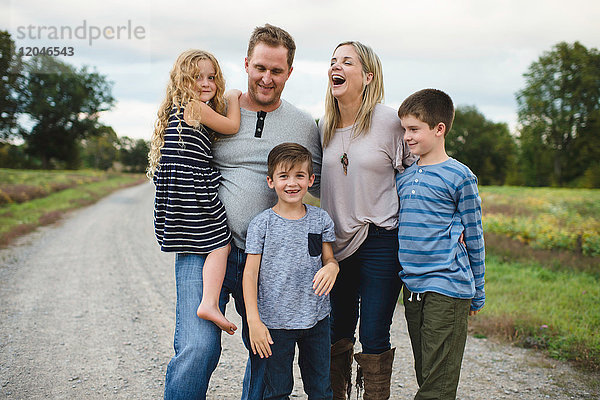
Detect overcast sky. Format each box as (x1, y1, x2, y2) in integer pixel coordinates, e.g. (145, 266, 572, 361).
(3, 0, 600, 140)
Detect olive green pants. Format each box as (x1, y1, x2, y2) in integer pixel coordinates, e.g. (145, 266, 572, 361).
(403, 287, 471, 400)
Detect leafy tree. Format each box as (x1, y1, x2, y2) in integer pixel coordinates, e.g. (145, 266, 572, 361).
(570, 109, 600, 187)
(19, 56, 114, 168)
(0, 142, 34, 168)
(118, 136, 150, 173)
(517, 123, 553, 186)
(0, 30, 23, 140)
(516, 41, 600, 186)
(446, 105, 517, 185)
(80, 126, 119, 170)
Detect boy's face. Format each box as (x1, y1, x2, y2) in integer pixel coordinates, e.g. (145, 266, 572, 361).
(266, 161, 314, 206)
(400, 115, 445, 157)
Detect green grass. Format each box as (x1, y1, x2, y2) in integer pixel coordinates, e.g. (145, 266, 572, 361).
(480, 186, 600, 256)
(0, 168, 108, 205)
(0, 170, 145, 246)
(471, 254, 600, 371)
(0, 168, 107, 186)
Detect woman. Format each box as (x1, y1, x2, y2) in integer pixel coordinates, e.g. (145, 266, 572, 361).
(319, 41, 414, 399)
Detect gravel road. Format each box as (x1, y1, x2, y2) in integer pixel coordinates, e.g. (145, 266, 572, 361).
(0, 182, 597, 399)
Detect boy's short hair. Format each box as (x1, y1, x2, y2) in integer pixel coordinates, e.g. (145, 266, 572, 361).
(247, 24, 296, 69)
(398, 89, 455, 136)
(267, 142, 313, 178)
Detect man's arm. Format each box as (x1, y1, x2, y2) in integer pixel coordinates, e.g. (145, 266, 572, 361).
(242, 253, 273, 358)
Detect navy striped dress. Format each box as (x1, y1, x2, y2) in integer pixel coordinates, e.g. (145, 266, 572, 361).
(153, 105, 231, 253)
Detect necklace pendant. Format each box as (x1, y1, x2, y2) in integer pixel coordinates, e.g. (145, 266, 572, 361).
(340, 153, 348, 175)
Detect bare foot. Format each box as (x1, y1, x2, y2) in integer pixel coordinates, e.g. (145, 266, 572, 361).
(197, 304, 237, 335)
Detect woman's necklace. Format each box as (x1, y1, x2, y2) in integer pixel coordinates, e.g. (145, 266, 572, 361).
(340, 131, 351, 175)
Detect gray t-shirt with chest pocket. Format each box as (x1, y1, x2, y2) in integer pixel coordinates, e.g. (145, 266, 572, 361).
(245, 204, 336, 330)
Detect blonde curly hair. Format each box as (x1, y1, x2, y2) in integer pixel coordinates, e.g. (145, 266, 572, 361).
(147, 50, 227, 178)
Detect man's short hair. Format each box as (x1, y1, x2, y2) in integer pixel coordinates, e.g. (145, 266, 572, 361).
(398, 89, 455, 135)
(267, 142, 313, 178)
(247, 24, 296, 69)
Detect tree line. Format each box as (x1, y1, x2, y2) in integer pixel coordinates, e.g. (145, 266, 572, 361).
(0, 30, 148, 172)
(1, 30, 599, 186)
(449, 41, 600, 188)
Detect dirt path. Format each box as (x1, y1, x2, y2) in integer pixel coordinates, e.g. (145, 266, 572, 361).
(0, 182, 597, 399)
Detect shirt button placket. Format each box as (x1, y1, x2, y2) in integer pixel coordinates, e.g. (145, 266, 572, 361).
(411, 169, 421, 197)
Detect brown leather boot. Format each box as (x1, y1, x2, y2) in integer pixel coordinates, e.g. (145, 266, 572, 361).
(330, 338, 354, 399)
(354, 348, 395, 400)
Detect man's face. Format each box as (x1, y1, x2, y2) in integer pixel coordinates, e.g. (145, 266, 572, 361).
(245, 43, 293, 111)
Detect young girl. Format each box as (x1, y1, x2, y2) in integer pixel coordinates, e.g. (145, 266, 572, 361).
(148, 50, 240, 335)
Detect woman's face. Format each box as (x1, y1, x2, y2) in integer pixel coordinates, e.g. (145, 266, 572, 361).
(328, 44, 368, 103)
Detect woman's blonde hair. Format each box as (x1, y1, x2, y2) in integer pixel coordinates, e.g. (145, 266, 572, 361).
(147, 50, 227, 178)
(321, 41, 384, 148)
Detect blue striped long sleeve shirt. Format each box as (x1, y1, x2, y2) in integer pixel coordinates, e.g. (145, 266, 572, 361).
(395, 157, 485, 310)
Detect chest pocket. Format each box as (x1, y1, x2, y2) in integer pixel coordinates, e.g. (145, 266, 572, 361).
(308, 233, 322, 257)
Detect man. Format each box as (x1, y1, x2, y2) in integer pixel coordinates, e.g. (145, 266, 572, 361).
(163, 24, 321, 400)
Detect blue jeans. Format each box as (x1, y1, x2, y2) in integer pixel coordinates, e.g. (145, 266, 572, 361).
(330, 225, 402, 354)
(264, 317, 332, 400)
(164, 243, 266, 400)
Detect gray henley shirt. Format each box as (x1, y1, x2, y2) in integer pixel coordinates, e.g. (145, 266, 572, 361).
(212, 100, 322, 249)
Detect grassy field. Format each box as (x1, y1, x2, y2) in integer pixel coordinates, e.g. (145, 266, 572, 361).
(0, 169, 146, 246)
(474, 186, 600, 372)
(481, 186, 600, 257)
(470, 255, 599, 372)
(0, 169, 105, 204)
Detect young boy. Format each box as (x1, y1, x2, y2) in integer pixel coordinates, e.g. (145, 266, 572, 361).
(243, 142, 339, 399)
(396, 89, 485, 400)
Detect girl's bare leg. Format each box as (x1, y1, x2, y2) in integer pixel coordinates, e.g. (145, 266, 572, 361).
(196, 244, 237, 335)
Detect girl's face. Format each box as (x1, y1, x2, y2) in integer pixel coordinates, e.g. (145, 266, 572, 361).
(194, 59, 217, 102)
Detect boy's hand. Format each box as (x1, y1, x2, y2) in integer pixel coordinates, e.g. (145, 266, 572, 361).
(313, 261, 339, 296)
(469, 306, 483, 316)
(248, 319, 273, 359)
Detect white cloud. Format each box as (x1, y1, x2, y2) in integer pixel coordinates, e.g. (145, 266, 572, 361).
(3, 0, 600, 139)
(100, 99, 156, 140)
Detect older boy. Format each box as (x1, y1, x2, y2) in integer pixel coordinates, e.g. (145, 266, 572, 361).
(396, 89, 485, 400)
(243, 143, 338, 399)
